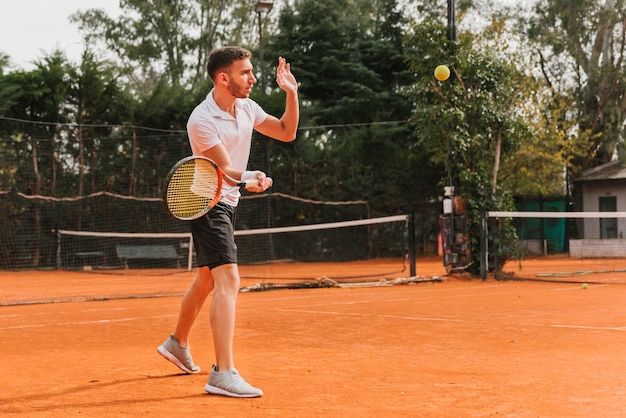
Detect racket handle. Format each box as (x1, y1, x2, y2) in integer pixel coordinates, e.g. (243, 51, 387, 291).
(243, 177, 273, 190)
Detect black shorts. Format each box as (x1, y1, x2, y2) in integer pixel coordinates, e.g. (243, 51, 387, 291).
(190, 203, 237, 270)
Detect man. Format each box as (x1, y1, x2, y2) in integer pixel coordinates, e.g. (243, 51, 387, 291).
(157, 46, 299, 398)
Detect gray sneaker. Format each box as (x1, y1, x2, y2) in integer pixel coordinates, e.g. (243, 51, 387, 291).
(157, 334, 200, 374)
(204, 365, 263, 398)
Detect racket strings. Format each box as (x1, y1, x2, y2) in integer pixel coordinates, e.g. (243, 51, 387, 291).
(166, 160, 219, 219)
(190, 161, 221, 198)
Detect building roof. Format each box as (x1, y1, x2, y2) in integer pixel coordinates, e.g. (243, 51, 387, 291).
(574, 161, 626, 182)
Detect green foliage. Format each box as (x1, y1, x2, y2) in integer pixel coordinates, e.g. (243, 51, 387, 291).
(266, 0, 440, 219)
(404, 17, 527, 273)
(499, 85, 593, 197)
(71, 0, 257, 89)
(3, 0, 618, 271)
(271, 0, 412, 124)
(525, 0, 626, 173)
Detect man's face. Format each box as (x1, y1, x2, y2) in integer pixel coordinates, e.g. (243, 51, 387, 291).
(225, 58, 257, 98)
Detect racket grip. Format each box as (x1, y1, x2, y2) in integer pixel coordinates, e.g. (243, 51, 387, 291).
(243, 177, 273, 190)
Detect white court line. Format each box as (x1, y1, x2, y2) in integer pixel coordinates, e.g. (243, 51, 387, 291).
(549, 324, 626, 331)
(269, 284, 591, 310)
(276, 308, 626, 332)
(1, 284, 619, 330)
(277, 308, 468, 323)
(0, 314, 177, 330)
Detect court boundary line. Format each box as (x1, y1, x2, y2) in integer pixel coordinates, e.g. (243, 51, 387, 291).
(273, 308, 626, 332)
(2, 283, 622, 333)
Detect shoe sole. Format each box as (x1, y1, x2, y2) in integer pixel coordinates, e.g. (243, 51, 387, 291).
(156, 346, 200, 374)
(204, 383, 263, 398)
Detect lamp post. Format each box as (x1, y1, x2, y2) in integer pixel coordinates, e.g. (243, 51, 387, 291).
(447, 0, 457, 42)
(254, 1, 274, 96)
(252, 1, 275, 244)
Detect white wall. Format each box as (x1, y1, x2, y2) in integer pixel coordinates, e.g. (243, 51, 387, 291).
(581, 181, 626, 239)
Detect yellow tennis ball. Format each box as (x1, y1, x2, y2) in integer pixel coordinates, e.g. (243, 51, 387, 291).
(582, 283, 588, 289)
(434, 65, 450, 81)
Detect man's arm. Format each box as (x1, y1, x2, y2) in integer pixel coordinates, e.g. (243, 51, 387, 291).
(202, 143, 271, 192)
(255, 57, 299, 142)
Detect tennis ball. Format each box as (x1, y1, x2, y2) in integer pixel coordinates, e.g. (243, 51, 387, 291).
(434, 65, 450, 81)
(582, 283, 588, 289)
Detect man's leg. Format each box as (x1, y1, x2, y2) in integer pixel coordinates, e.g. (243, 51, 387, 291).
(208, 263, 239, 371)
(174, 267, 214, 345)
(157, 267, 214, 374)
(204, 263, 263, 397)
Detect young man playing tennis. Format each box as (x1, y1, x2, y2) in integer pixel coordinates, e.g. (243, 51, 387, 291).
(157, 46, 299, 397)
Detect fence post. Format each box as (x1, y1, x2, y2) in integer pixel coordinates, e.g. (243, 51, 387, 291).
(408, 212, 416, 277)
(55, 229, 61, 270)
(480, 209, 487, 280)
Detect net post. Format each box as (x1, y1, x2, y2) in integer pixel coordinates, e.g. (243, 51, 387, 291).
(408, 213, 416, 277)
(480, 209, 487, 280)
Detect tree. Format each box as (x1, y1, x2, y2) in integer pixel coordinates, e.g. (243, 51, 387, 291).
(526, 0, 626, 174)
(0, 51, 73, 266)
(67, 50, 127, 196)
(404, 16, 528, 272)
(459, 3, 590, 199)
(71, 0, 259, 89)
(126, 79, 203, 197)
(266, 0, 434, 218)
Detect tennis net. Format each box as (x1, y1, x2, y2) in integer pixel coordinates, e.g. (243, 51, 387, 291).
(56, 215, 409, 271)
(486, 211, 626, 284)
(2, 215, 411, 305)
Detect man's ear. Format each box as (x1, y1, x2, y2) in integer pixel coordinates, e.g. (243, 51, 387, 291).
(217, 72, 229, 86)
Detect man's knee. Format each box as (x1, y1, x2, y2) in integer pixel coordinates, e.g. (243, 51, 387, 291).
(211, 264, 241, 293)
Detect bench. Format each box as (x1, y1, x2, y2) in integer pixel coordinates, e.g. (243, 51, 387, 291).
(115, 244, 181, 269)
(74, 251, 106, 268)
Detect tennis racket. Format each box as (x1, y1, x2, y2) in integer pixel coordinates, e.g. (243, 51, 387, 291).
(163, 156, 272, 221)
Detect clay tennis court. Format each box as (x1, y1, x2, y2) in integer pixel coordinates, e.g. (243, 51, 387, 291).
(0, 257, 625, 417)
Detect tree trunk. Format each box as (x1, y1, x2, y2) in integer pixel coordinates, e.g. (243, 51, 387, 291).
(492, 126, 503, 194)
(129, 126, 138, 195)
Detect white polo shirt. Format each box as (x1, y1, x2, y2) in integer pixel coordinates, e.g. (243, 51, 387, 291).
(187, 89, 268, 206)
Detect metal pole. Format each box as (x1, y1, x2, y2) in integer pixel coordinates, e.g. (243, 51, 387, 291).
(56, 229, 61, 269)
(480, 209, 487, 280)
(254, 3, 274, 259)
(447, 0, 457, 41)
(408, 213, 416, 277)
(256, 11, 271, 176)
(257, 11, 266, 96)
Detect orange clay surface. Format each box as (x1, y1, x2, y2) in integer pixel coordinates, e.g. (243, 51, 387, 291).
(0, 258, 625, 417)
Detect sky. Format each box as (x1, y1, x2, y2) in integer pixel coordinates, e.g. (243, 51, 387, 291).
(0, 0, 527, 71)
(0, 0, 121, 70)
